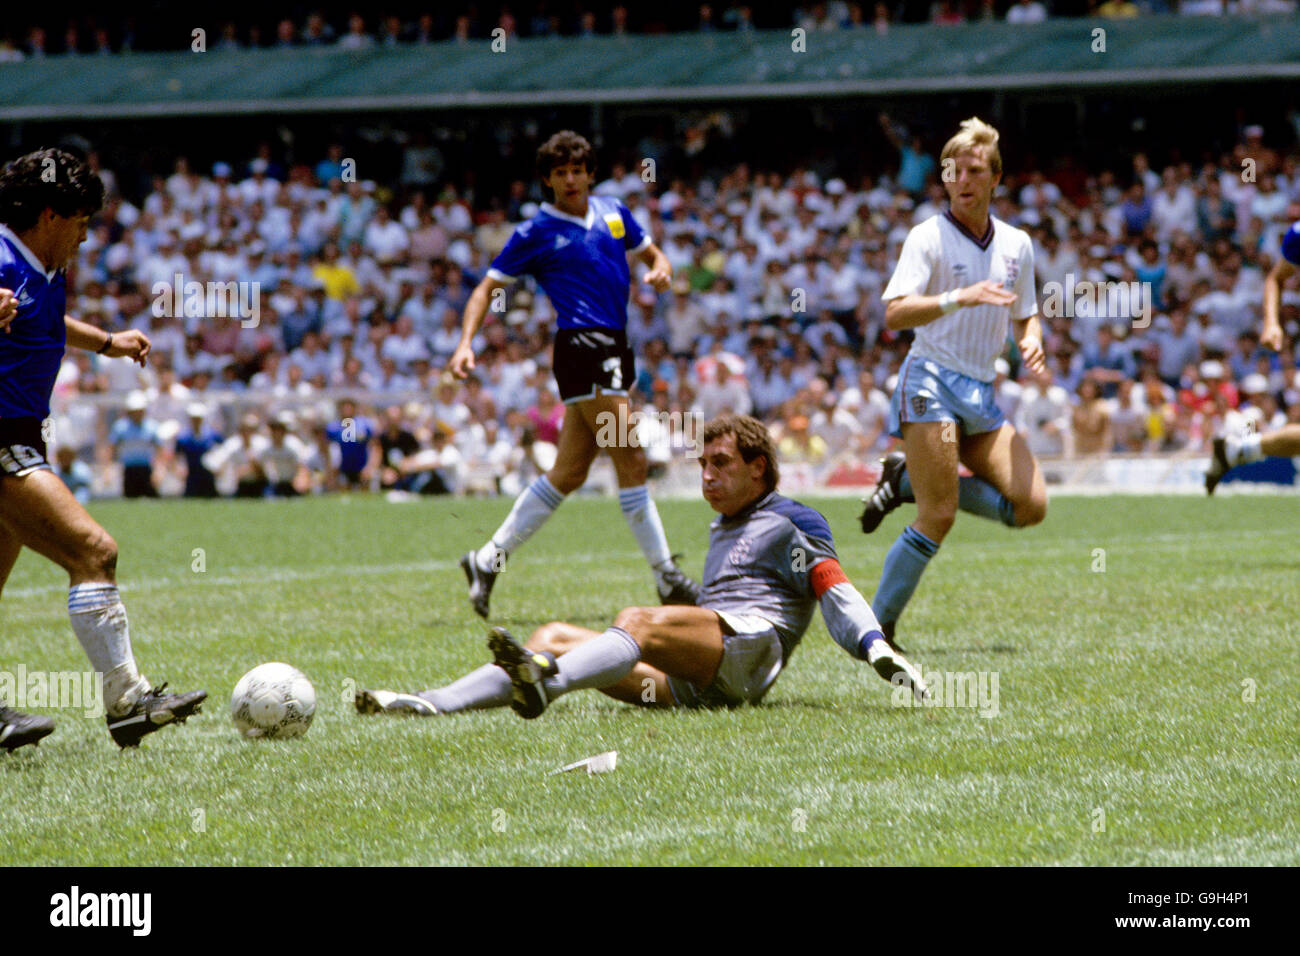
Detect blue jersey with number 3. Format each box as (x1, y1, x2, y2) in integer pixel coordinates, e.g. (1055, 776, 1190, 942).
(0, 225, 66, 419)
(487, 196, 649, 331)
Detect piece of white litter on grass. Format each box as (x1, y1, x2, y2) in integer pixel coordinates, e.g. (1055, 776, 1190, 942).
(549, 750, 618, 776)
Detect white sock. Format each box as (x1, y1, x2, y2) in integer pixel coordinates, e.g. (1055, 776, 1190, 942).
(1234, 432, 1263, 465)
(476, 475, 565, 572)
(68, 583, 149, 718)
(618, 485, 673, 579)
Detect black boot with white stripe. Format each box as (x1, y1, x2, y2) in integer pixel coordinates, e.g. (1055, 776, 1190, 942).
(105, 683, 207, 749)
(0, 702, 54, 752)
(859, 451, 908, 534)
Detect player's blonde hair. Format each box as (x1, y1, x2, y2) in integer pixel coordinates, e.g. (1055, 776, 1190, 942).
(941, 117, 1002, 178)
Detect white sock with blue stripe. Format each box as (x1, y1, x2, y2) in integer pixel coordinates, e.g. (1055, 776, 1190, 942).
(68, 583, 148, 718)
(617, 485, 674, 579)
(476, 475, 566, 572)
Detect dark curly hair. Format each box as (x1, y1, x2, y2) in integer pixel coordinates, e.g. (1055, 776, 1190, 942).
(535, 130, 594, 181)
(703, 414, 780, 494)
(0, 148, 105, 232)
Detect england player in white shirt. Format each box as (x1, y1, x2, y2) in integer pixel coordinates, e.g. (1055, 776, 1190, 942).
(857, 117, 1049, 651)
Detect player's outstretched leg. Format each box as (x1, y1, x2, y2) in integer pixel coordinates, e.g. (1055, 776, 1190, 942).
(0, 702, 55, 752)
(355, 689, 439, 716)
(1207, 424, 1300, 495)
(859, 451, 909, 533)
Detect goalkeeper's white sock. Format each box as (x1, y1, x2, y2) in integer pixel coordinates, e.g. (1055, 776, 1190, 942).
(68, 583, 149, 718)
(475, 475, 566, 572)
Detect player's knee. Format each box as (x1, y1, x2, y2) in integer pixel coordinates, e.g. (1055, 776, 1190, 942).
(1015, 492, 1048, 528)
(613, 605, 654, 641)
(548, 465, 588, 495)
(612, 446, 648, 485)
(527, 622, 569, 654)
(918, 507, 957, 539)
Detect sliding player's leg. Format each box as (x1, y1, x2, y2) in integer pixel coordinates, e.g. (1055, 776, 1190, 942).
(355, 617, 678, 716)
(0, 470, 206, 748)
(488, 605, 725, 718)
(871, 421, 957, 649)
(577, 392, 698, 604)
(959, 423, 1048, 528)
(460, 404, 598, 617)
(1206, 423, 1300, 494)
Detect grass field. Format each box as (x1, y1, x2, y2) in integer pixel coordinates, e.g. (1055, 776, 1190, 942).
(2, 492, 1296, 866)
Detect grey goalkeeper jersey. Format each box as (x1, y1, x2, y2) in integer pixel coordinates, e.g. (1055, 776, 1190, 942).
(698, 491, 882, 662)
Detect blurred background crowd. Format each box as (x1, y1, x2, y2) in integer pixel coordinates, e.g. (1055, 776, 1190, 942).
(19, 97, 1300, 498)
(2, 0, 1295, 60)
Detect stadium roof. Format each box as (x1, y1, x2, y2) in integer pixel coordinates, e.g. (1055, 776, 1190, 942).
(1, 17, 1298, 120)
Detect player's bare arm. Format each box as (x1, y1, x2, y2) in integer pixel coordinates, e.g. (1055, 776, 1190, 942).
(1012, 314, 1046, 374)
(637, 242, 672, 293)
(449, 275, 511, 378)
(65, 315, 151, 366)
(885, 280, 1017, 331)
(0, 286, 16, 332)
(1261, 258, 1295, 352)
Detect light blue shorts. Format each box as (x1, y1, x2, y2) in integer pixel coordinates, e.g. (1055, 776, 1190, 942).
(888, 354, 1006, 439)
(666, 611, 784, 709)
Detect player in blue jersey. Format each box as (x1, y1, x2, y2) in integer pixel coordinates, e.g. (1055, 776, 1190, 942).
(1205, 220, 1300, 494)
(355, 414, 928, 718)
(450, 131, 698, 617)
(0, 149, 205, 751)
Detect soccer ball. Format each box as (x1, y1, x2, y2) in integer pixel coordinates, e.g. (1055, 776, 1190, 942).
(230, 663, 316, 740)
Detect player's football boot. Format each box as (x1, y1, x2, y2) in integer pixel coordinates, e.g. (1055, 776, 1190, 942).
(105, 683, 207, 749)
(460, 550, 499, 619)
(1204, 436, 1232, 496)
(656, 555, 701, 606)
(354, 689, 439, 716)
(865, 637, 930, 703)
(859, 451, 908, 533)
(0, 702, 55, 752)
(487, 626, 558, 720)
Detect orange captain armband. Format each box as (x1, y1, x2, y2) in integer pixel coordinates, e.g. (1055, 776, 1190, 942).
(810, 559, 849, 598)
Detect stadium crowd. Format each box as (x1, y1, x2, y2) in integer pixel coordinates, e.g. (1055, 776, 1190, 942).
(0, 0, 1294, 60)
(25, 109, 1300, 498)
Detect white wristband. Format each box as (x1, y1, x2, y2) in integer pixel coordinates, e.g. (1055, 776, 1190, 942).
(938, 290, 960, 314)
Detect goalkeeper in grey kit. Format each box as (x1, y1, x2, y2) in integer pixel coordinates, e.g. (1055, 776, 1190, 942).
(357, 415, 928, 718)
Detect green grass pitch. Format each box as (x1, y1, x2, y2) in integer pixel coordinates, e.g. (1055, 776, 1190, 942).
(2, 493, 1296, 865)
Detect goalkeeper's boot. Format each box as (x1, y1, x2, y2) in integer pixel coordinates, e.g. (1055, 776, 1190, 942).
(1204, 436, 1232, 496)
(865, 635, 930, 703)
(487, 627, 557, 720)
(461, 550, 499, 619)
(354, 689, 438, 716)
(0, 702, 55, 752)
(656, 555, 700, 606)
(860, 451, 908, 533)
(106, 684, 206, 749)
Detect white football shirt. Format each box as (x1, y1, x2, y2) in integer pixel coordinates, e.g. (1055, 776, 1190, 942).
(882, 211, 1038, 382)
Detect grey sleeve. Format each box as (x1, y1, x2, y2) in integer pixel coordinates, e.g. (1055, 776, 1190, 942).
(818, 582, 885, 660)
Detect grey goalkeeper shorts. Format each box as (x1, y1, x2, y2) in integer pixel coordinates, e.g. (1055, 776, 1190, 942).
(666, 610, 784, 709)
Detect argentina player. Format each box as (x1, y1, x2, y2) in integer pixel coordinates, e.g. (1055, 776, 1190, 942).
(1205, 220, 1300, 493)
(858, 118, 1048, 652)
(355, 415, 928, 719)
(0, 149, 205, 751)
(450, 131, 697, 616)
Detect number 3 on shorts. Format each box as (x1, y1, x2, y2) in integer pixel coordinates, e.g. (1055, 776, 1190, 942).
(603, 356, 623, 390)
